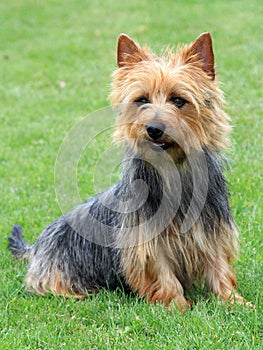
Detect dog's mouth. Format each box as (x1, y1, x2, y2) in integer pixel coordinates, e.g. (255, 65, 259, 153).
(138, 138, 180, 153)
(149, 140, 172, 151)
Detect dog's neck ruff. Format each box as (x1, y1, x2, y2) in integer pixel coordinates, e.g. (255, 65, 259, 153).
(117, 146, 233, 235)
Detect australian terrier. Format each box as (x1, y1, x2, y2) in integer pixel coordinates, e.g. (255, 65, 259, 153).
(9, 32, 250, 311)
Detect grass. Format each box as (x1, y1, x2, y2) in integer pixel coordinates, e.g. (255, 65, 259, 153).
(0, 0, 262, 349)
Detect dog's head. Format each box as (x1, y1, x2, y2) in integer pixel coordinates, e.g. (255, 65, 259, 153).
(110, 33, 231, 162)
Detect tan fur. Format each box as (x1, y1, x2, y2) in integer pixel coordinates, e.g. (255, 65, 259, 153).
(120, 220, 243, 310)
(111, 38, 231, 152)
(26, 268, 86, 299)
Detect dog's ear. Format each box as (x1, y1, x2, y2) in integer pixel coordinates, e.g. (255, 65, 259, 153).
(187, 32, 215, 80)
(117, 34, 146, 67)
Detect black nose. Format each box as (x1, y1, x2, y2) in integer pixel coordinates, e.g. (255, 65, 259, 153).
(146, 122, 165, 140)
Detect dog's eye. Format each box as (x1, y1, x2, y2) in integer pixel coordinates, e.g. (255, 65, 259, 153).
(169, 96, 187, 108)
(134, 97, 150, 106)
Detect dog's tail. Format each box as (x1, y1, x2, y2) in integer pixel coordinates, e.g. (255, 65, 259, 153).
(8, 224, 31, 261)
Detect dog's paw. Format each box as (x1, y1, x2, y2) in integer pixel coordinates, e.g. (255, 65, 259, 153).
(169, 295, 192, 314)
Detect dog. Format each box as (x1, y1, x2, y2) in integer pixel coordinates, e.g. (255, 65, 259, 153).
(9, 32, 250, 312)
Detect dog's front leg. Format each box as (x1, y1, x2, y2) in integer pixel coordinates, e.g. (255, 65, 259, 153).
(123, 247, 191, 312)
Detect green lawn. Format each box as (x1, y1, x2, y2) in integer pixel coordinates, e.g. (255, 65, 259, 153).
(0, 0, 262, 349)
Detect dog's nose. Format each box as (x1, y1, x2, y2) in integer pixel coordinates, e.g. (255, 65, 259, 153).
(146, 122, 165, 140)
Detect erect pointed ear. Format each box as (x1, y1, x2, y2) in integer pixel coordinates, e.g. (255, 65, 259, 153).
(188, 32, 215, 80)
(117, 34, 144, 67)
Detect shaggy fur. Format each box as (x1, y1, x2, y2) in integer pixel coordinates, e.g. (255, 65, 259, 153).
(8, 33, 251, 311)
